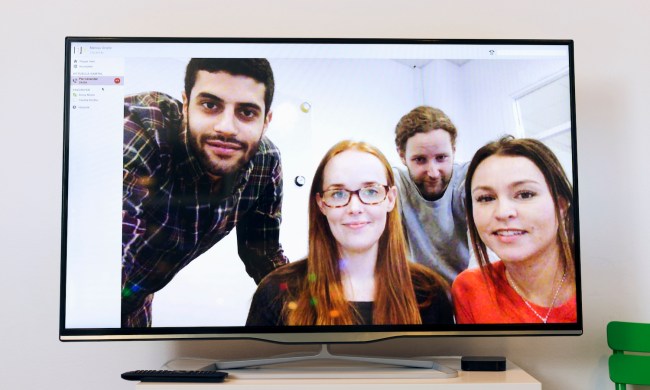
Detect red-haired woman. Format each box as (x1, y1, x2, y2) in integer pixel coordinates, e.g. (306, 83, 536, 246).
(246, 140, 452, 326)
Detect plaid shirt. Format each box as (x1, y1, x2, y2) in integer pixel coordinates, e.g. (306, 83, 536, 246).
(122, 92, 287, 327)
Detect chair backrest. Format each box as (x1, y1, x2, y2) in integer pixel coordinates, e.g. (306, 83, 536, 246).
(607, 321, 650, 389)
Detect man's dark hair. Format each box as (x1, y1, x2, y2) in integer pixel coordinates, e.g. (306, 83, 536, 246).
(184, 58, 275, 114)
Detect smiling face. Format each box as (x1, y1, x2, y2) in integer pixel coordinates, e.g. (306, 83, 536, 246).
(316, 150, 397, 257)
(183, 70, 271, 178)
(400, 129, 455, 201)
(470, 155, 561, 266)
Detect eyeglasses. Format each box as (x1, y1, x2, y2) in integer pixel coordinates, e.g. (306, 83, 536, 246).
(319, 185, 390, 208)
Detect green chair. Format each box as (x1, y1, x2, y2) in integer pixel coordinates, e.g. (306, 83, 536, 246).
(607, 321, 650, 389)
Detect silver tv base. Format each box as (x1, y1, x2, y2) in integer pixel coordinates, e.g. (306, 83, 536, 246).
(207, 344, 458, 378)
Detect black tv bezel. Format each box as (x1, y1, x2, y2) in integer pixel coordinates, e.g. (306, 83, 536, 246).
(60, 36, 582, 342)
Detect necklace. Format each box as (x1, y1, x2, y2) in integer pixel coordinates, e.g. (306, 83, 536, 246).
(505, 267, 567, 323)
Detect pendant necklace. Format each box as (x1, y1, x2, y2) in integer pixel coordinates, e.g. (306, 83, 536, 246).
(505, 267, 567, 323)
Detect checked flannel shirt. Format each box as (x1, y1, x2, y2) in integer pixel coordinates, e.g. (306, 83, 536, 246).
(122, 92, 288, 327)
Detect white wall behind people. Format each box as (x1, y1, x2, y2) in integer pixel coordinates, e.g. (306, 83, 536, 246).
(1, 0, 649, 389)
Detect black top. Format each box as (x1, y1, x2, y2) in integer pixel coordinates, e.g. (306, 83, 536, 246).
(246, 260, 454, 326)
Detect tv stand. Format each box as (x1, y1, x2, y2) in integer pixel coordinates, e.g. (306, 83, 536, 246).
(209, 344, 457, 377)
(134, 357, 541, 389)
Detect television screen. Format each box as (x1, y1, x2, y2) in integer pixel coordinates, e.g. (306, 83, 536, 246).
(60, 37, 581, 342)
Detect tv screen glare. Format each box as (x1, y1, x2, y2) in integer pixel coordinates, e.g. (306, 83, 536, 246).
(60, 37, 581, 342)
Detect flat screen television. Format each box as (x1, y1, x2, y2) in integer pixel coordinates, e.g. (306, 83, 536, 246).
(60, 37, 581, 370)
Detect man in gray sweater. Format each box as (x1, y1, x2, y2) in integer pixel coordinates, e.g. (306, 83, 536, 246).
(393, 106, 469, 285)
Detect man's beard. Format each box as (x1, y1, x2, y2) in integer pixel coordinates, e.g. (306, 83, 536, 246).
(185, 117, 262, 178)
(413, 173, 451, 201)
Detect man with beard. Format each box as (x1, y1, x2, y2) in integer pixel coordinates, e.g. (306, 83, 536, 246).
(393, 106, 469, 285)
(121, 58, 287, 327)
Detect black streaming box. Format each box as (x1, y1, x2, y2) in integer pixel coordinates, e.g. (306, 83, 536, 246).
(461, 356, 507, 371)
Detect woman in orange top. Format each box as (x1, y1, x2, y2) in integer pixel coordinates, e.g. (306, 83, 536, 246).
(452, 136, 577, 324)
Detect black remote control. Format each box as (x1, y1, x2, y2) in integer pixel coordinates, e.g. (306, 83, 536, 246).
(121, 369, 228, 383)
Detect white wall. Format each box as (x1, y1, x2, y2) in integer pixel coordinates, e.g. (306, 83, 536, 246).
(2, 0, 649, 389)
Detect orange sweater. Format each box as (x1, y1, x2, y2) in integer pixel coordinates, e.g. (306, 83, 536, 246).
(451, 261, 577, 324)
